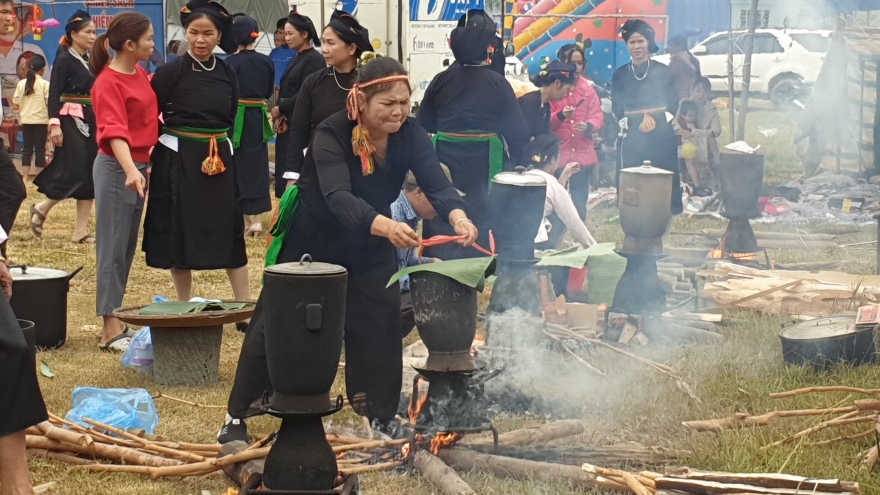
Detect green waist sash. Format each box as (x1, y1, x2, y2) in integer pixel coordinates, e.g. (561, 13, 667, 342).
(163, 126, 229, 143)
(265, 185, 300, 268)
(60, 93, 92, 105)
(432, 131, 503, 184)
(233, 98, 273, 148)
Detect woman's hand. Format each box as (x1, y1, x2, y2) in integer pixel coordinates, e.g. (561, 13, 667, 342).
(453, 218, 478, 247)
(49, 124, 63, 147)
(126, 169, 147, 197)
(270, 106, 281, 120)
(386, 221, 420, 248)
(0, 262, 12, 300)
(562, 106, 575, 119)
(561, 162, 580, 179)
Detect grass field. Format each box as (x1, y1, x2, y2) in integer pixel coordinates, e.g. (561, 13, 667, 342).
(9, 104, 880, 494)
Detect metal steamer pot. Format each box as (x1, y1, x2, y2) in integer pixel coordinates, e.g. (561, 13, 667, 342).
(490, 167, 547, 261)
(779, 317, 876, 370)
(9, 265, 82, 349)
(410, 271, 478, 372)
(719, 151, 764, 219)
(618, 162, 673, 255)
(262, 256, 347, 414)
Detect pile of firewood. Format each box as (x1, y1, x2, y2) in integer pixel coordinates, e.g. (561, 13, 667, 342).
(26, 413, 404, 479)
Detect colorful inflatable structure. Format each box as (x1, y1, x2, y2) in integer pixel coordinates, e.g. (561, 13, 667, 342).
(508, 0, 669, 84)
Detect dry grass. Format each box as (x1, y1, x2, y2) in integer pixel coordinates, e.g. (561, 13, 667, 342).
(10, 112, 880, 494)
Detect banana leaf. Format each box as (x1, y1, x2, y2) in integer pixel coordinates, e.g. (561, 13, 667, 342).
(536, 242, 619, 269)
(387, 257, 497, 292)
(139, 301, 251, 315)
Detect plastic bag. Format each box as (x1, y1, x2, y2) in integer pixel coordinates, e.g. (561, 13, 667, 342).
(120, 327, 153, 373)
(65, 387, 159, 434)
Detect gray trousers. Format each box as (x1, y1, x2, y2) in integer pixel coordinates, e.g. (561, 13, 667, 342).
(94, 153, 146, 316)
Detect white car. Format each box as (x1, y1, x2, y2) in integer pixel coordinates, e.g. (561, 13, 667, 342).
(654, 29, 831, 108)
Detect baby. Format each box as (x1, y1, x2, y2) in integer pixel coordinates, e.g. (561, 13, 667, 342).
(676, 100, 712, 195)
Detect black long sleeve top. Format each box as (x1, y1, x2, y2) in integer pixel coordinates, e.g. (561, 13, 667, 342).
(48, 48, 95, 119)
(277, 48, 326, 118)
(611, 60, 679, 121)
(151, 53, 239, 130)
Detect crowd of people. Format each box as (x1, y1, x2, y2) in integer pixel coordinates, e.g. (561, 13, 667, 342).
(0, 0, 726, 490)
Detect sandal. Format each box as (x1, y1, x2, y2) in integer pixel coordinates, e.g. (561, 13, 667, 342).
(74, 233, 96, 244)
(245, 223, 263, 238)
(95, 323, 138, 339)
(29, 204, 45, 238)
(98, 333, 131, 353)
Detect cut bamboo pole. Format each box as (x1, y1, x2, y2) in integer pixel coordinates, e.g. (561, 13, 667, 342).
(25, 435, 182, 468)
(32, 482, 56, 495)
(338, 461, 401, 475)
(331, 438, 408, 454)
(82, 418, 205, 463)
(152, 392, 225, 409)
(28, 449, 95, 465)
(762, 412, 874, 450)
(806, 429, 874, 447)
(771, 387, 880, 399)
(150, 447, 270, 478)
(36, 421, 93, 447)
(413, 450, 477, 495)
(682, 407, 860, 432)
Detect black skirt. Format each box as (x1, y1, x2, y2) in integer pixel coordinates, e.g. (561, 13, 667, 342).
(34, 112, 97, 201)
(620, 120, 683, 215)
(143, 139, 247, 270)
(234, 107, 271, 215)
(0, 294, 47, 436)
(273, 127, 290, 199)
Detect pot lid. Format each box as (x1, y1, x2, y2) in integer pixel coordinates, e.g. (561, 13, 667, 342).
(621, 161, 674, 175)
(264, 255, 347, 276)
(8, 266, 70, 281)
(492, 168, 547, 187)
(779, 317, 858, 341)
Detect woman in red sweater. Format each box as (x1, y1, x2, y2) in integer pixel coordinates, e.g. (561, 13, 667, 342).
(89, 12, 158, 351)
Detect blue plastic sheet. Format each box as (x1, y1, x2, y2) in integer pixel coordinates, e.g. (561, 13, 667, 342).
(65, 387, 159, 434)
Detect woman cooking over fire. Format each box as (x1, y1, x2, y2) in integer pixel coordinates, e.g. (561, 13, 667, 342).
(143, 0, 252, 307)
(221, 56, 477, 444)
(517, 59, 577, 139)
(283, 10, 373, 188)
(269, 12, 324, 198)
(611, 19, 682, 215)
(417, 9, 529, 260)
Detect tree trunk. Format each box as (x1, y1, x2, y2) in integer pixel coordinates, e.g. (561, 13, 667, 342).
(466, 420, 585, 447)
(413, 450, 478, 495)
(438, 448, 598, 489)
(735, 0, 760, 141)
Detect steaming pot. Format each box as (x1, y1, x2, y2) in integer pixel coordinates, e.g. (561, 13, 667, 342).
(719, 151, 764, 219)
(262, 256, 347, 413)
(490, 168, 547, 260)
(410, 271, 478, 371)
(618, 162, 673, 255)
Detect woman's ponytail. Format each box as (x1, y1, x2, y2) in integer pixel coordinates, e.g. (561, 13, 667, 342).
(89, 33, 110, 75)
(24, 54, 46, 96)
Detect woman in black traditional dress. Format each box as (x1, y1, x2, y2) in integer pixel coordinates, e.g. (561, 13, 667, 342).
(227, 14, 274, 237)
(31, 11, 97, 243)
(417, 9, 529, 260)
(283, 9, 373, 189)
(611, 20, 682, 214)
(518, 60, 577, 140)
(269, 12, 324, 198)
(143, 0, 251, 304)
(221, 57, 477, 443)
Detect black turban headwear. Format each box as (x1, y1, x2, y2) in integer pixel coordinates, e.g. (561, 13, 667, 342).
(231, 14, 259, 48)
(327, 10, 372, 56)
(450, 9, 497, 65)
(65, 9, 91, 38)
(180, 0, 237, 54)
(288, 12, 321, 47)
(521, 133, 560, 168)
(620, 19, 659, 54)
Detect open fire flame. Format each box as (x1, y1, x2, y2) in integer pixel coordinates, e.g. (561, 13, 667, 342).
(707, 247, 759, 262)
(400, 375, 463, 457)
(430, 432, 461, 455)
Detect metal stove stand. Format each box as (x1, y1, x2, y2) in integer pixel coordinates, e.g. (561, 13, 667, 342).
(242, 474, 359, 495)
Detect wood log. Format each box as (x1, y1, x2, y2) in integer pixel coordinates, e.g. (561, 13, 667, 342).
(331, 438, 408, 454)
(32, 482, 56, 495)
(864, 446, 878, 471)
(682, 407, 859, 432)
(467, 420, 585, 447)
(25, 435, 182, 468)
(150, 447, 271, 478)
(771, 387, 880, 399)
(583, 464, 651, 495)
(661, 468, 846, 492)
(465, 444, 684, 466)
(78, 464, 156, 475)
(36, 421, 94, 447)
(28, 449, 95, 465)
(82, 418, 205, 462)
(413, 450, 477, 495)
(438, 448, 597, 489)
(655, 477, 856, 495)
(338, 461, 401, 475)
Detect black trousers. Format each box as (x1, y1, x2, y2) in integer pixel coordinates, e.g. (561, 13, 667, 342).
(0, 149, 25, 258)
(21, 124, 48, 168)
(568, 165, 592, 221)
(0, 293, 48, 436)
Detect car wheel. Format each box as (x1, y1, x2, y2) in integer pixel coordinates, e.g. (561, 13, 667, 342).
(770, 75, 807, 110)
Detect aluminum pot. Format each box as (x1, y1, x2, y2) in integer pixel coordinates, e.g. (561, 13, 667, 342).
(719, 151, 764, 219)
(618, 162, 673, 255)
(263, 256, 347, 413)
(490, 167, 547, 260)
(779, 317, 876, 370)
(9, 265, 82, 349)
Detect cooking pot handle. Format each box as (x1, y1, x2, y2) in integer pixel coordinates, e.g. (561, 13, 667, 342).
(66, 266, 84, 283)
(7, 264, 27, 274)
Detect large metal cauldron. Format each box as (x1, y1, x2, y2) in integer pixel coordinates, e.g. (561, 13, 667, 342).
(9, 265, 82, 348)
(719, 151, 764, 219)
(779, 317, 876, 370)
(490, 168, 547, 260)
(618, 162, 673, 255)
(262, 256, 347, 413)
(410, 271, 478, 371)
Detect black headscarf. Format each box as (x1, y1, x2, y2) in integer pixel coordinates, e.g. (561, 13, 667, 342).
(65, 9, 91, 38)
(288, 12, 321, 47)
(521, 133, 560, 168)
(327, 10, 372, 56)
(231, 14, 259, 48)
(531, 60, 577, 87)
(180, 0, 237, 54)
(450, 9, 497, 65)
(620, 19, 659, 54)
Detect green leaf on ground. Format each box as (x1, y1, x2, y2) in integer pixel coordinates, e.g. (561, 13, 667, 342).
(138, 301, 250, 315)
(40, 361, 55, 378)
(387, 257, 497, 291)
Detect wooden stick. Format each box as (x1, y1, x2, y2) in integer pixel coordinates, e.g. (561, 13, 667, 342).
(152, 392, 226, 409)
(771, 386, 880, 399)
(338, 461, 401, 475)
(543, 330, 605, 376)
(82, 418, 205, 463)
(438, 448, 598, 490)
(655, 477, 856, 495)
(807, 429, 874, 447)
(583, 464, 651, 495)
(151, 447, 271, 478)
(762, 412, 874, 450)
(77, 463, 156, 475)
(28, 449, 95, 466)
(467, 420, 586, 447)
(585, 338, 677, 377)
(36, 421, 93, 447)
(331, 438, 409, 454)
(719, 279, 804, 308)
(244, 432, 275, 451)
(32, 482, 56, 495)
(865, 446, 879, 472)
(326, 435, 371, 445)
(413, 450, 477, 495)
(683, 407, 860, 433)
(25, 435, 182, 468)
(660, 468, 847, 492)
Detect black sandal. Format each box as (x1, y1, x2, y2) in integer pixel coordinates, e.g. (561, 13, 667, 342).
(29, 204, 45, 238)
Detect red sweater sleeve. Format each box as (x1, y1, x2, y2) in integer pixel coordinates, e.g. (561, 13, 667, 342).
(94, 77, 132, 146)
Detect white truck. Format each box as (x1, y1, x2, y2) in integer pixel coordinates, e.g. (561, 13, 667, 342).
(289, 0, 487, 104)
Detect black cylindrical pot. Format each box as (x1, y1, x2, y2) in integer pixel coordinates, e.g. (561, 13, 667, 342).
(719, 151, 764, 219)
(19, 319, 35, 361)
(488, 259, 541, 316)
(490, 170, 547, 260)
(263, 257, 347, 404)
(411, 271, 477, 371)
(9, 265, 81, 349)
(779, 318, 876, 370)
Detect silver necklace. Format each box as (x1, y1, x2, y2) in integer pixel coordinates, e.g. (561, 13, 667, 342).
(332, 67, 353, 91)
(69, 47, 89, 70)
(188, 51, 216, 72)
(631, 59, 649, 81)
